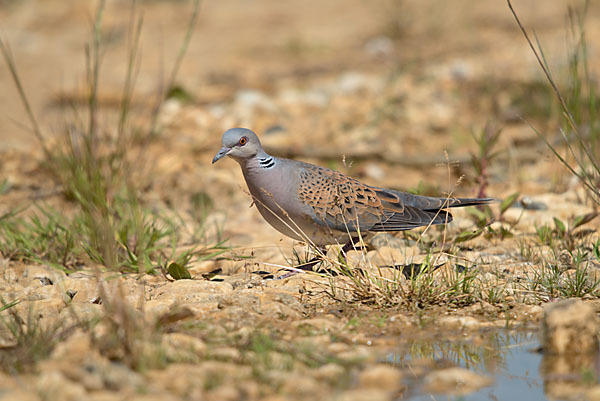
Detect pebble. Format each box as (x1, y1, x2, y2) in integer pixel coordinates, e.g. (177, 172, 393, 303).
(281, 375, 323, 397)
(542, 299, 599, 355)
(364, 36, 394, 58)
(389, 314, 413, 326)
(338, 389, 392, 401)
(153, 280, 233, 303)
(205, 386, 240, 401)
(0, 390, 41, 401)
(293, 317, 340, 332)
(358, 364, 404, 390)
(363, 163, 386, 181)
(234, 89, 277, 112)
(438, 316, 481, 330)
(311, 363, 346, 383)
(209, 347, 242, 363)
(278, 88, 329, 108)
(335, 72, 382, 94)
(327, 342, 351, 354)
(424, 367, 493, 395)
(337, 346, 375, 363)
(517, 196, 548, 210)
(519, 304, 544, 321)
(161, 332, 207, 361)
(36, 371, 87, 401)
(587, 386, 600, 401)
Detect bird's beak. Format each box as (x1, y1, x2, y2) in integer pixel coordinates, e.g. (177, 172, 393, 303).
(212, 147, 231, 164)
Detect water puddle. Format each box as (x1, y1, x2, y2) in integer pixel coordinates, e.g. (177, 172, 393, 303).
(383, 329, 600, 401)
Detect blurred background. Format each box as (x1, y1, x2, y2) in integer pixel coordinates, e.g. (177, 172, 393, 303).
(3, 0, 598, 147)
(1, 0, 599, 264)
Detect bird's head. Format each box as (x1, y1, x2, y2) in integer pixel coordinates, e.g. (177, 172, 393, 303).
(212, 128, 263, 164)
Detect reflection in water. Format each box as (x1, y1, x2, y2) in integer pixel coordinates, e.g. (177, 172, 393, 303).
(541, 351, 600, 401)
(392, 330, 535, 373)
(382, 329, 600, 401)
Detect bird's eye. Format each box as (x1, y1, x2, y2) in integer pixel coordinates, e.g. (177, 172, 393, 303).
(239, 136, 248, 146)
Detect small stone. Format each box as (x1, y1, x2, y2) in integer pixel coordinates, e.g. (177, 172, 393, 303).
(159, 98, 182, 123)
(370, 233, 404, 250)
(23, 265, 67, 285)
(126, 394, 180, 401)
(518, 196, 548, 210)
(335, 72, 381, 94)
(209, 347, 242, 362)
(367, 245, 420, 266)
(278, 88, 329, 108)
(438, 316, 481, 330)
(154, 280, 233, 304)
(234, 89, 277, 112)
(50, 329, 91, 360)
(58, 303, 103, 326)
(586, 386, 600, 401)
(327, 342, 350, 354)
(449, 60, 472, 81)
(188, 260, 220, 276)
(37, 276, 53, 286)
(102, 362, 144, 391)
(36, 371, 87, 401)
(15, 298, 65, 320)
(146, 364, 204, 396)
(162, 332, 206, 362)
(156, 305, 195, 326)
(293, 317, 339, 332)
(205, 386, 240, 401)
(67, 276, 100, 303)
(236, 380, 260, 400)
(311, 363, 345, 384)
(358, 364, 403, 390)
(4, 268, 17, 283)
(389, 314, 412, 326)
(542, 299, 599, 354)
(257, 396, 287, 401)
(363, 163, 385, 181)
(364, 36, 394, 58)
(143, 299, 176, 321)
(557, 250, 574, 273)
(424, 367, 492, 395)
(338, 389, 391, 401)
(337, 346, 374, 363)
(0, 389, 40, 401)
(85, 391, 121, 401)
(521, 305, 544, 320)
(281, 375, 322, 397)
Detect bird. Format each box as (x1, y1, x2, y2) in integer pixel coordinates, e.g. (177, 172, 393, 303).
(212, 128, 493, 258)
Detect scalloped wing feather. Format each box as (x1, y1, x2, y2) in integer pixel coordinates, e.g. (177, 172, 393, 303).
(297, 165, 456, 233)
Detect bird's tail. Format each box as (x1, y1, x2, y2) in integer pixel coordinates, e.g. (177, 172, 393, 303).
(443, 197, 496, 208)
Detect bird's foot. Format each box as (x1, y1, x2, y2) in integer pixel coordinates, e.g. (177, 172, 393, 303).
(381, 262, 446, 279)
(275, 252, 326, 279)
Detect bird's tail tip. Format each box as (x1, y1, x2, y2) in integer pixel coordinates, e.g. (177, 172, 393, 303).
(451, 197, 498, 207)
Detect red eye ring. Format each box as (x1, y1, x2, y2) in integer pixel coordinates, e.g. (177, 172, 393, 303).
(239, 136, 248, 146)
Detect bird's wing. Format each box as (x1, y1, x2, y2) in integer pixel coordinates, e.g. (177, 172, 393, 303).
(297, 165, 450, 233)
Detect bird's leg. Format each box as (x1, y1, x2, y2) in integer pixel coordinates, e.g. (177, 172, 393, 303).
(337, 239, 367, 263)
(293, 246, 328, 271)
(276, 246, 328, 280)
(336, 239, 370, 275)
(340, 240, 359, 255)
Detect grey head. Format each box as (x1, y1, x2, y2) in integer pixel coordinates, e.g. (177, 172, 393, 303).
(212, 128, 266, 164)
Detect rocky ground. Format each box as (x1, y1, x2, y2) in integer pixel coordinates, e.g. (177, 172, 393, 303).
(1, 0, 600, 400)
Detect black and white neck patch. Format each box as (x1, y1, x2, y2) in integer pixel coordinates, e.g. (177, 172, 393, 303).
(258, 156, 276, 169)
